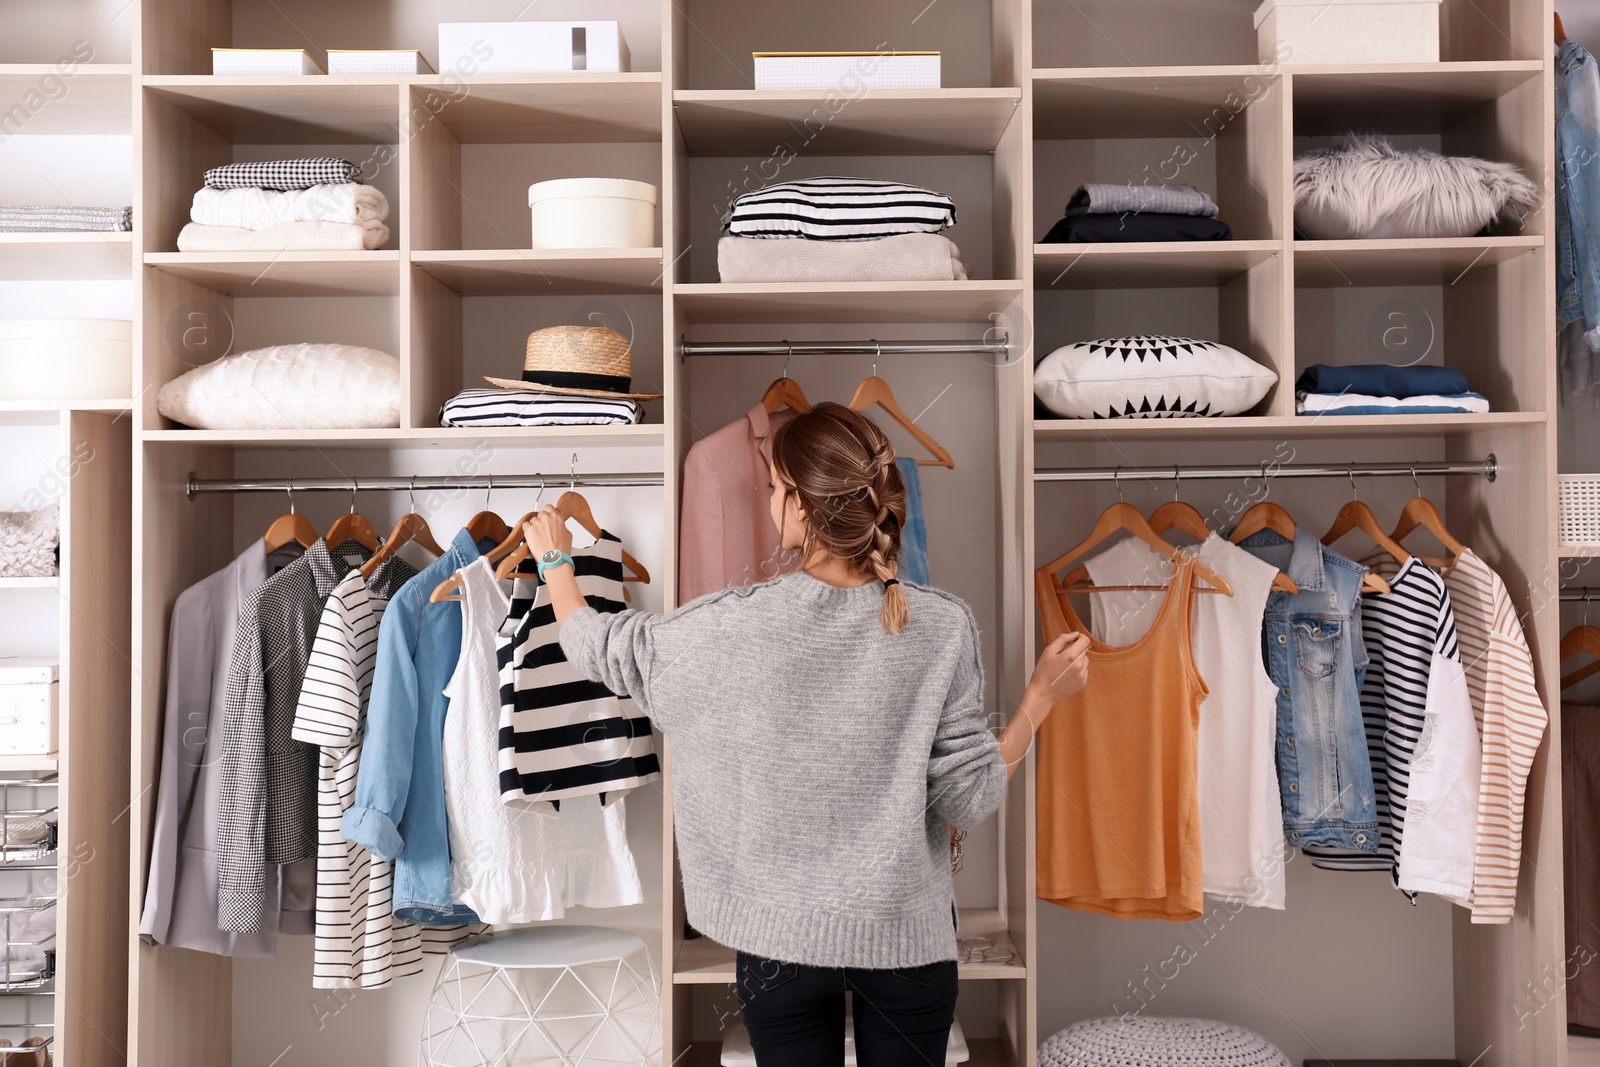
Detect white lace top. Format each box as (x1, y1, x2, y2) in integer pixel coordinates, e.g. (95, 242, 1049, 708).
(441, 557, 641, 925)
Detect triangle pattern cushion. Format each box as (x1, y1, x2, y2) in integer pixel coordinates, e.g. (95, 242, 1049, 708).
(1033, 334, 1276, 420)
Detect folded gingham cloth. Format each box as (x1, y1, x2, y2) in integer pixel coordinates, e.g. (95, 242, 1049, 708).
(203, 158, 364, 192)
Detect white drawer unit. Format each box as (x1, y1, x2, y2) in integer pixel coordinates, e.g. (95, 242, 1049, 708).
(0, 661, 57, 757)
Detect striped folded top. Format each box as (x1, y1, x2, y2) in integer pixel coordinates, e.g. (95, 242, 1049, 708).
(204, 158, 364, 192)
(725, 176, 957, 241)
(439, 389, 644, 428)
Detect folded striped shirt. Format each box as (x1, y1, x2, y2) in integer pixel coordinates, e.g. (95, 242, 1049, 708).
(0, 205, 132, 232)
(1297, 391, 1491, 415)
(725, 176, 957, 241)
(439, 389, 643, 428)
(204, 158, 364, 192)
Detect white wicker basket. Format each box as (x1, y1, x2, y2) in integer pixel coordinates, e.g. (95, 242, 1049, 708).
(1560, 474, 1600, 545)
(1254, 0, 1441, 64)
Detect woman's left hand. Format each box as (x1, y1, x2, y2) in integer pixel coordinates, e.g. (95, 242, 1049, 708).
(522, 505, 573, 559)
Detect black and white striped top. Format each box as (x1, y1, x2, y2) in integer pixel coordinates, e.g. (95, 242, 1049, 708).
(439, 389, 643, 428)
(495, 531, 661, 811)
(725, 177, 957, 241)
(1303, 556, 1461, 887)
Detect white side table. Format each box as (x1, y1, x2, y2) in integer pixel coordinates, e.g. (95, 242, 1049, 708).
(421, 926, 662, 1066)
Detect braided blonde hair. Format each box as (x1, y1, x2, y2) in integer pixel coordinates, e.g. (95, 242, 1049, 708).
(771, 401, 910, 633)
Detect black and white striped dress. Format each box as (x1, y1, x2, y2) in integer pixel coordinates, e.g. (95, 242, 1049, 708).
(495, 531, 661, 812)
(725, 177, 957, 241)
(439, 389, 643, 428)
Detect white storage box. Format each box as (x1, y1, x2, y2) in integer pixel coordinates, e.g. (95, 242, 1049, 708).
(0, 319, 132, 402)
(528, 178, 656, 250)
(212, 48, 324, 75)
(327, 50, 434, 75)
(1561, 475, 1600, 545)
(1254, 0, 1441, 64)
(0, 661, 57, 757)
(753, 51, 941, 90)
(439, 22, 630, 74)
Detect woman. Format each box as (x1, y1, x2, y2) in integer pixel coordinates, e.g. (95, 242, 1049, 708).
(524, 402, 1090, 1066)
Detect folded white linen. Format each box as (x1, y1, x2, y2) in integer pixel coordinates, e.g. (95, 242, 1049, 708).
(189, 182, 389, 230)
(1295, 390, 1491, 415)
(176, 219, 389, 252)
(717, 232, 968, 283)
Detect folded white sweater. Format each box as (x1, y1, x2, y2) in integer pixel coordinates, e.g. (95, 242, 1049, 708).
(176, 219, 390, 252)
(717, 232, 968, 283)
(190, 183, 389, 230)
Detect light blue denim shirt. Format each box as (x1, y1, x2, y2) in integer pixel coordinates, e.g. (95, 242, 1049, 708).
(341, 528, 490, 924)
(1235, 526, 1380, 853)
(1558, 38, 1600, 350)
(895, 456, 930, 585)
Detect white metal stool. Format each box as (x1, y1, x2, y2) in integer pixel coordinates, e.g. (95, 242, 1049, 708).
(420, 926, 662, 1067)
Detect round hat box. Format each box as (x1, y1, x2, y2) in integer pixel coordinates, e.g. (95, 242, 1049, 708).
(0, 318, 133, 402)
(528, 177, 657, 250)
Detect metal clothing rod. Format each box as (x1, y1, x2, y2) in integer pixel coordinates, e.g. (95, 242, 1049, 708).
(1034, 455, 1498, 484)
(185, 472, 663, 500)
(679, 337, 1010, 359)
(1562, 589, 1600, 601)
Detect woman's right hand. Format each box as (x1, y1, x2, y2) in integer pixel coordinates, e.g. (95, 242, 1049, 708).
(1025, 632, 1091, 711)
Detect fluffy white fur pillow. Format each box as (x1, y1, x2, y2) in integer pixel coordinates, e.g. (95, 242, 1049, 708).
(0, 505, 58, 578)
(1035, 336, 1277, 419)
(157, 343, 400, 430)
(1294, 134, 1539, 240)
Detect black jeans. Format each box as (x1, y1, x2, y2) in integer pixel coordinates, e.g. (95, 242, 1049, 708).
(734, 951, 959, 1066)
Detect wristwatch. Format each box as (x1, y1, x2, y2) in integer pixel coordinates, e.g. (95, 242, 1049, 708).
(537, 548, 575, 580)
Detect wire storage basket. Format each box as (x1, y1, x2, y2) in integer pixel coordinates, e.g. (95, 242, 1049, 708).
(0, 901, 54, 993)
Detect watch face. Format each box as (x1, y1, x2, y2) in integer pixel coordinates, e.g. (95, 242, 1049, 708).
(541, 549, 563, 564)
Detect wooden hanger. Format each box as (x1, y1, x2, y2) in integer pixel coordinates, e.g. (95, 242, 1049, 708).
(1561, 622, 1600, 689)
(361, 478, 444, 579)
(432, 480, 516, 603)
(1558, 11, 1568, 43)
(324, 481, 381, 552)
(1148, 475, 1296, 593)
(496, 462, 651, 583)
(847, 360, 954, 469)
(1233, 499, 1389, 593)
(1390, 497, 1465, 562)
(761, 357, 812, 414)
(1043, 501, 1233, 597)
(263, 479, 317, 554)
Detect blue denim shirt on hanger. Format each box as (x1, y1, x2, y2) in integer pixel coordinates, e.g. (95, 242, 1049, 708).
(1558, 38, 1600, 351)
(895, 456, 930, 585)
(1234, 526, 1380, 853)
(342, 527, 491, 925)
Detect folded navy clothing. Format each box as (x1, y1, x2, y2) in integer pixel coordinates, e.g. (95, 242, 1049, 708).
(1040, 213, 1232, 243)
(1295, 363, 1471, 399)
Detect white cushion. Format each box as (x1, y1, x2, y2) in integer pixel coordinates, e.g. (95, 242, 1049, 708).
(1040, 1016, 1289, 1067)
(156, 342, 400, 430)
(1034, 335, 1276, 419)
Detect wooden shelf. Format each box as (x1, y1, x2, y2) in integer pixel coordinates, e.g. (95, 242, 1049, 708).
(1291, 61, 1543, 135)
(1034, 66, 1274, 138)
(674, 280, 1022, 325)
(143, 251, 400, 296)
(141, 424, 666, 448)
(0, 577, 57, 590)
(673, 908, 1024, 984)
(1035, 241, 1281, 288)
(415, 74, 662, 142)
(142, 75, 401, 143)
(0, 754, 57, 773)
(1294, 236, 1544, 286)
(411, 248, 664, 295)
(672, 88, 1021, 155)
(0, 64, 132, 134)
(1035, 412, 1547, 441)
(1561, 544, 1600, 559)
(0, 233, 135, 281)
(0, 400, 129, 415)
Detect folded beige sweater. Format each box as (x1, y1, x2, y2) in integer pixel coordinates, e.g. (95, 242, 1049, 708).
(718, 232, 968, 283)
(176, 219, 389, 252)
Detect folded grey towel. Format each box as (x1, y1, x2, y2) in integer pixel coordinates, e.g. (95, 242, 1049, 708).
(204, 158, 363, 191)
(0, 205, 132, 232)
(1065, 182, 1219, 218)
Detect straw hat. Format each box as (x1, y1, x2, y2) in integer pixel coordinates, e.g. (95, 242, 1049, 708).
(484, 325, 662, 400)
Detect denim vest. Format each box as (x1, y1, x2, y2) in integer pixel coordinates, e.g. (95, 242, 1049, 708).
(1558, 39, 1600, 347)
(1235, 527, 1380, 852)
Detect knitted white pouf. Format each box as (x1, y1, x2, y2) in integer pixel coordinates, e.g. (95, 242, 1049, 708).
(1039, 1017, 1290, 1067)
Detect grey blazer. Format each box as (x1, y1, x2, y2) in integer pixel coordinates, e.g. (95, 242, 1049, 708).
(138, 540, 314, 956)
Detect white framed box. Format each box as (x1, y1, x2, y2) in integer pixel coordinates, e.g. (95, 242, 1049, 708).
(0, 660, 57, 757)
(438, 22, 630, 74)
(0, 319, 132, 402)
(212, 48, 325, 76)
(753, 51, 941, 90)
(327, 50, 435, 76)
(529, 178, 657, 249)
(1254, 0, 1441, 64)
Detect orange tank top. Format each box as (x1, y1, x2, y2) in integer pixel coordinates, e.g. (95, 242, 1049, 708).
(1034, 553, 1208, 920)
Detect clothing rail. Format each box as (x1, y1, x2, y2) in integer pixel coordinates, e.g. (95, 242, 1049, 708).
(1034, 455, 1498, 484)
(678, 336, 1011, 361)
(1563, 589, 1600, 601)
(185, 471, 664, 500)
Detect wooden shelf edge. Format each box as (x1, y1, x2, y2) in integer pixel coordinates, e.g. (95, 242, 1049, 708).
(0, 577, 58, 590)
(672, 86, 1021, 101)
(140, 424, 666, 446)
(0, 755, 58, 772)
(1034, 412, 1548, 439)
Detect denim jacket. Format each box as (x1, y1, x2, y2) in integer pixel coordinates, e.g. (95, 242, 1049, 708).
(341, 528, 489, 924)
(1558, 38, 1600, 350)
(1235, 527, 1380, 852)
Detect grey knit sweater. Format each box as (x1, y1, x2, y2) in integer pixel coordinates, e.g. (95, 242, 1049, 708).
(559, 570, 1006, 969)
